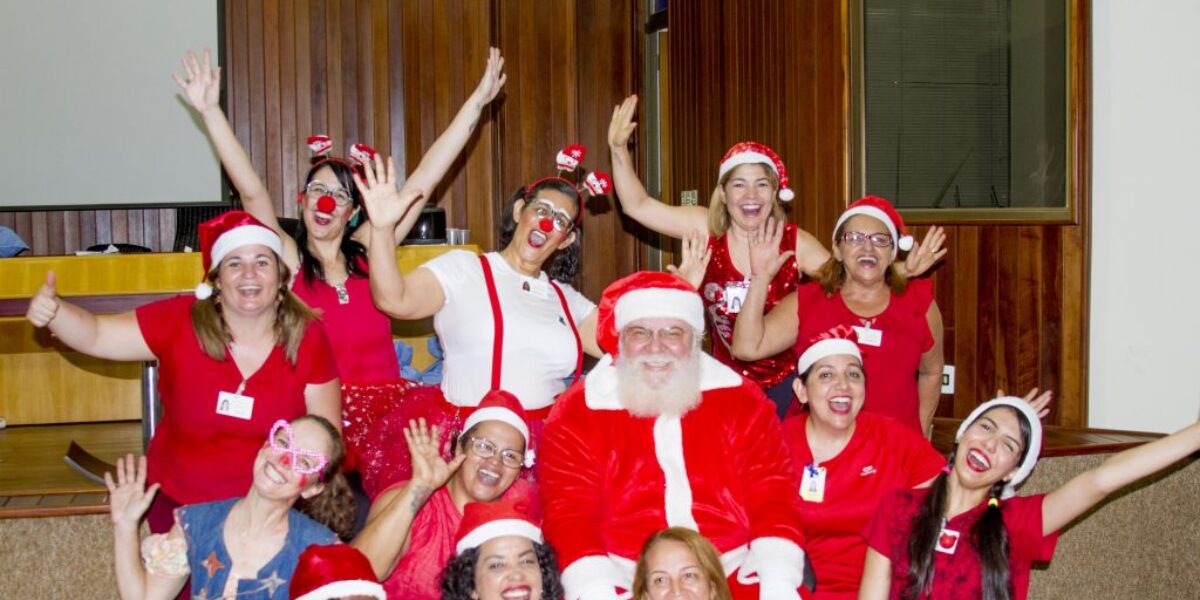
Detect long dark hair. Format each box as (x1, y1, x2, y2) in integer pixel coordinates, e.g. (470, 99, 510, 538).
(497, 179, 582, 283)
(295, 161, 369, 283)
(440, 542, 562, 600)
(903, 406, 1032, 600)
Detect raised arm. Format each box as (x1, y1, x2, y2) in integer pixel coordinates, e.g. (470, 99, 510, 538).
(665, 231, 713, 291)
(173, 50, 299, 266)
(107, 455, 188, 600)
(352, 420, 465, 578)
(26, 271, 155, 362)
(731, 219, 800, 361)
(917, 302, 945, 437)
(1042, 421, 1200, 536)
(608, 95, 708, 238)
(896, 226, 947, 278)
(357, 154, 446, 319)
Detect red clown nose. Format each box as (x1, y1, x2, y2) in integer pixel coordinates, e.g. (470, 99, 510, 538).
(316, 195, 336, 214)
(538, 218, 554, 233)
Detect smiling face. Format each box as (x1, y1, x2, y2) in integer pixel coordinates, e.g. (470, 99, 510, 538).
(252, 418, 335, 500)
(720, 163, 778, 231)
(507, 188, 578, 268)
(215, 244, 283, 317)
(301, 164, 360, 241)
(641, 539, 715, 600)
(831, 214, 896, 285)
(794, 354, 866, 431)
(470, 536, 543, 600)
(954, 406, 1029, 491)
(453, 421, 525, 503)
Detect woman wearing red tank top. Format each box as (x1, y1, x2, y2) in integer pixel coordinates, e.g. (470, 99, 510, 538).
(732, 196, 945, 435)
(608, 96, 946, 415)
(173, 48, 507, 470)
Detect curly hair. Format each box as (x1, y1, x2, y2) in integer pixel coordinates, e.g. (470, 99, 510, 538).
(440, 541, 562, 600)
(497, 179, 582, 283)
(295, 160, 369, 283)
(292, 415, 358, 541)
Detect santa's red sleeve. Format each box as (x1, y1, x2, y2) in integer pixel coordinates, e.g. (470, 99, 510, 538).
(727, 381, 809, 596)
(539, 386, 627, 600)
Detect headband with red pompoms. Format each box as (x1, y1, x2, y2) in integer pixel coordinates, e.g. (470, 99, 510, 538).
(305, 134, 378, 172)
(524, 143, 613, 225)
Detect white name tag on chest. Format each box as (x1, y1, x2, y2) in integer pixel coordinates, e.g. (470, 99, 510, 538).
(723, 282, 749, 313)
(853, 325, 883, 347)
(216, 391, 255, 420)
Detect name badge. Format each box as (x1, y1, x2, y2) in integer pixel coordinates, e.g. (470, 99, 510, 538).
(216, 391, 255, 420)
(936, 527, 961, 554)
(521, 278, 549, 299)
(800, 463, 827, 503)
(853, 325, 883, 347)
(723, 281, 749, 314)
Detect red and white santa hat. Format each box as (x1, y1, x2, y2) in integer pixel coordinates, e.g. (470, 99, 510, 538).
(795, 325, 862, 376)
(289, 544, 385, 600)
(833, 195, 913, 254)
(717, 141, 795, 201)
(595, 271, 705, 355)
(461, 390, 535, 467)
(454, 500, 543, 555)
(955, 396, 1044, 499)
(194, 210, 284, 300)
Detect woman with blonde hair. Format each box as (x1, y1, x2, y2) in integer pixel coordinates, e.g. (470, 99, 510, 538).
(633, 528, 733, 600)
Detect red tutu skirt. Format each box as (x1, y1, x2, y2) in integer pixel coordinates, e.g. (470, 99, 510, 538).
(359, 384, 551, 500)
(341, 379, 421, 472)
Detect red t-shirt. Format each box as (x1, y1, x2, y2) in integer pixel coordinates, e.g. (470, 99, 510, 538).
(793, 279, 934, 431)
(136, 295, 338, 504)
(292, 259, 399, 384)
(782, 412, 944, 599)
(864, 488, 1059, 600)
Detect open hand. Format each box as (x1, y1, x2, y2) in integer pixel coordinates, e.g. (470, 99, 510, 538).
(404, 419, 465, 490)
(667, 231, 712, 290)
(354, 153, 424, 229)
(748, 217, 795, 280)
(608, 95, 639, 149)
(105, 454, 159, 530)
(171, 49, 221, 114)
(996, 387, 1054, 420)
(900, 225, 948, 277)
(469, 48, 507, 108)
(26, 270, 60, 327)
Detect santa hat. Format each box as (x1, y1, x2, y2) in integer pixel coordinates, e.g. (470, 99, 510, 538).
(289, 544, 385, 600)
(717, 141, 795, 201)
(833, 195, 913, 253)
(595, 271, 705, 355)
(194, 211, 284, 300)
(795, 325, 862, 376)
(455, 500, 543, 555)
(556, 143, 587, 172)
(461, 390, 535, 467)
(955, 396, 1044, 499)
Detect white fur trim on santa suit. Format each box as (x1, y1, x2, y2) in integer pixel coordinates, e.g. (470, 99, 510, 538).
(956, 396, 1043, 499)
(208, 225, 284, 271)
(796, 338, 861, 375)
(654, 416, 699, 530)
(834, 205, 913, 254)
(455, 518, 543, 555)
(461, 407, 530, 451)
(561, 554, 635, 600)
(614, 288, 705, 334)
(583, 352, 743, 411)
(736, 537, 806, 600)
(718, 151, 779, 180)
(294, 580, 386, 600)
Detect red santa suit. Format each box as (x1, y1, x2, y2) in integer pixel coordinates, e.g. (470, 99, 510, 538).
(540, 289, 809, 600)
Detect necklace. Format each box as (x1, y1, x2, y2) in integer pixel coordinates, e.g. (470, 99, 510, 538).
(333, 282, 350, 305)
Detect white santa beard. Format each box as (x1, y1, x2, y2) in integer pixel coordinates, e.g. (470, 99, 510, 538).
(615, 350, 702, 418)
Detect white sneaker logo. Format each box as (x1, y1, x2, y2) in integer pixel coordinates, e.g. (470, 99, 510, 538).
(860, 465, 876, 477)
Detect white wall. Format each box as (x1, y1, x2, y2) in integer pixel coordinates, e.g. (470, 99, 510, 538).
(1090, 0, 1200, 432)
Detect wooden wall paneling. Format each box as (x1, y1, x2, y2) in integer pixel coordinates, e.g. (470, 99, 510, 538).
(460, 1, 496, 253)
(385, 0, 406, 178)
(263, 0, 283, 216)
(370, 0, 391, 156)
(278, 0, 299, 218)
(338, 0, 359, 144)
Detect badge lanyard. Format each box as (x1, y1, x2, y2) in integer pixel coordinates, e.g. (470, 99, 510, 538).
(216, 379, 254, 420)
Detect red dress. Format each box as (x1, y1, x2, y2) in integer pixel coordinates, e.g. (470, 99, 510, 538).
(865, 489, 1059, 600)
(700, 224, 801, 389)
(292, 260, 417, 470)
(781, 413, 945, 599)
(793, 279, 934, 432)
(135, 295, 337, 506)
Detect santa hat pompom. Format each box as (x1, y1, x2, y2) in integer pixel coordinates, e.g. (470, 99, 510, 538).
(833, 195, 913, 256)
(306, 135, 333, 157)
(583, 171, 613, 196)
(194, 282, 213, 300)
(556, 143, 587, 172)
(718, 141, 795, 202)
(348, 143, 378, 167)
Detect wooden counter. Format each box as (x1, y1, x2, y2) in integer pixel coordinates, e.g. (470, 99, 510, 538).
(0, 246, 471, 426)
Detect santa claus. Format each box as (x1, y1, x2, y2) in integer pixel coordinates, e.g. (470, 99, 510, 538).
(539, 271, 808, 600)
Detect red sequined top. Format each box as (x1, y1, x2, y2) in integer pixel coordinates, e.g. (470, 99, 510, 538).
(700, 223, 801, 388)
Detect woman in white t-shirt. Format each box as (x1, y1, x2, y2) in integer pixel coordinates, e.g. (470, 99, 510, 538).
(353, 163, 601, 498)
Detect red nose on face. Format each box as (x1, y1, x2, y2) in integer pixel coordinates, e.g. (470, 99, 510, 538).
(316, 195, 336, 214)
(280, 454, 292, 467)
(538, 218, 554, 233)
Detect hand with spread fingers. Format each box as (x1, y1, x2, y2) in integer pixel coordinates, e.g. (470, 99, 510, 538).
(748, 217, 796, 281)
(469, 47, 507, 109)
(900, 225, 948, 277)
(354, 152, 424, 230)
(666, 231, 713, 290)
(404, 419, 465, 492)
(105, 454, 160, 532)
(608, 95, 639, 150)
(172, 48, 221, 115)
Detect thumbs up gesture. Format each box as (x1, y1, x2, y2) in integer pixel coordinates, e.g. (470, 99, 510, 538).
(26, 270, 61, 327)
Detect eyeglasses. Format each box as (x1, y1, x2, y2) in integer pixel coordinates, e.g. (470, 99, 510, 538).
(530, 199, 575, 233)
(305, 181, 353, 207)
(467, 436, 525, 469)
(840, 231, 894, 248)
(622, 325, 689, 346)
(268, 420, 329, 476)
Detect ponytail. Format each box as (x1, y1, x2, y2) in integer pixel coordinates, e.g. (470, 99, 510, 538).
(974, 483, 1013, 600)
(904, 458, 951, 600)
